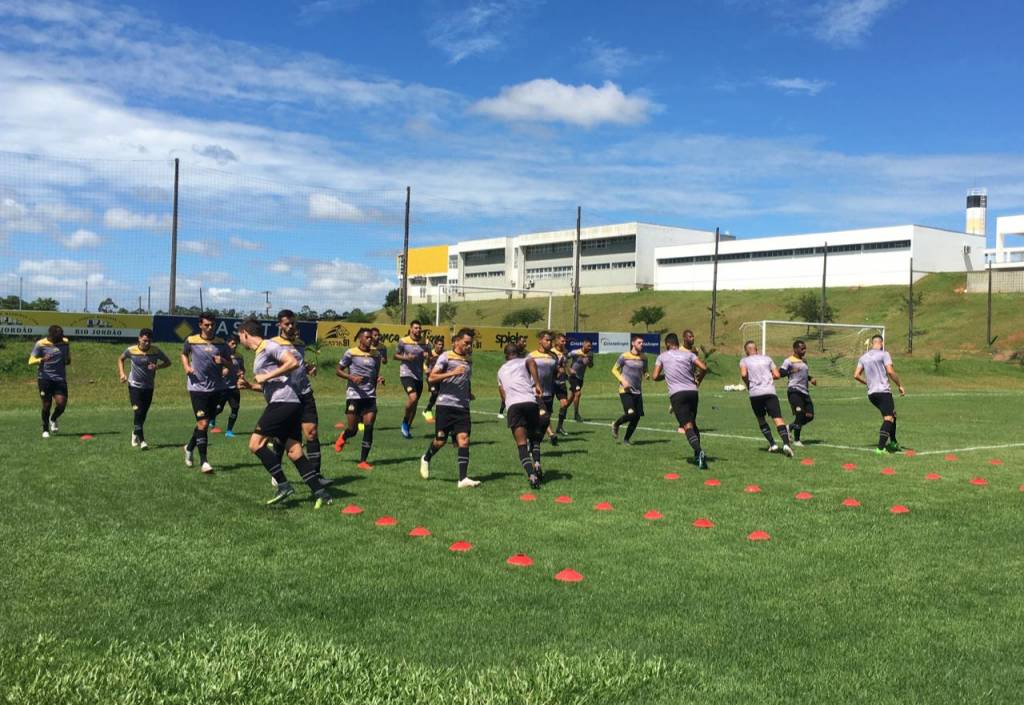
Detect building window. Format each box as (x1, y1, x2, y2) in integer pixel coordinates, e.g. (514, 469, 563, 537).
(465, 270, 505, 279)
(448, 255, 458, 268)
(656, 240, 913, 267)
(464, 249, 505, 266)
(525, 265, 573, 279)
(611, 261, 635, 269)
(581, 262, 610, 271)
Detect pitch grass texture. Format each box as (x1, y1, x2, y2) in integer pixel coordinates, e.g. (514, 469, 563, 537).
(3, 352, 1024, 703)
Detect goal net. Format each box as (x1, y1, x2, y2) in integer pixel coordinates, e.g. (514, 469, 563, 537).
(431, 283, 555, 329)
(738, 320, 886, 359)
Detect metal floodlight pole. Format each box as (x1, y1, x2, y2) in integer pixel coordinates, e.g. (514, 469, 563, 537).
(84, 280, 88, 312)
(986, 260, 993, 349)
(19, 276, 23, 310)
(199, 287, 204, 312)
(401, 186, 411, 325)
(710, 227, 721, 345)
(820, 242, 828, 352)
(572, 206, 581, 332)
(435, 284, 442, 326)
(169, 157, 180, 314)
(147, 286, 151, 313)
(907, 257, 914, 354)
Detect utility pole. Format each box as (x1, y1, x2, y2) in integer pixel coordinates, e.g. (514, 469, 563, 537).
(709, 227, 721, 345)
(907, 258, 914, 354)
(401, 186, 411, 325)
(572, 206, 582, 331)
(84, 280, 89, 312)
(262, 290, 272, 318)
(169, 158, 180, 313)
(820, 243, 828, 351)
(986, 260, 993, 349)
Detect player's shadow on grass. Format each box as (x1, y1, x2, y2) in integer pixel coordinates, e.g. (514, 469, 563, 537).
(626, 439, 669, 446)
(60, 431, 120, 437)
(473, 470, 521, 482)
(541, 470, 573, 482)
(544, 449, 585, 458)
(366, 457, 418, 467)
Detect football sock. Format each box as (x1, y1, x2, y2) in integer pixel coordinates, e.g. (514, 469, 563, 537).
(777, 424, 791, 446)
(758, 422, 774, 444)
(423, 438, 442, 461)
(624, 417, 640, 441)
(360, 424, 374, 462)
(457, 446, 470, 480)
(517, 443, 533, 475)
(305, 438, 321, 474)
(255, 445, 288, 485)
(684, 427, 701, 453)
(878, 419, 894, 450)
(187, 428, 198, 451)
(293, 455, 322, 492)
(196, 428, 209, 462)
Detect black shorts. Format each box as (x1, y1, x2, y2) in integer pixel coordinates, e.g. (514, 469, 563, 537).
(345, 397, 377, 417)
(787, 390, 814, 417)
(218, 388, 240, 413)
(190, 391, 221, 420)
(568, 375, 584, 392)
(553, 382, 568, 401)
(749, 394, 783, 419)
(254, 402, 303, 442)
(506, 402, 540, 433)
(38, 378, 68, 399)
(538, 397, 555, 428)
(401, 376, 424, 397)
(670, 390, 699, 426)
(129, 385, 154, 411)
(435, 405, 471, 438)
(868, 392, 895, 417)
(619, 392, 645, 418)
(299, 392, 318, 424)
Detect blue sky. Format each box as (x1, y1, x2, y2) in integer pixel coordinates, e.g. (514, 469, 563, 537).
(0, 0, 1022, 312)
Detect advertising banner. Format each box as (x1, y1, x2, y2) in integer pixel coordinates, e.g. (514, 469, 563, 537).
(316, 321, 448, 349)
(597, 331, 630, 354)
(152, 315, 316, 344)
(636, 333, 662, 354)
(466, 327, 540, 353)
(0, 310, 152, 339)
(566, 331, 599, 352)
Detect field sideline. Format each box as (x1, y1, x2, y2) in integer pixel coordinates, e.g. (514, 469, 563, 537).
(3, 343, 1024, 704)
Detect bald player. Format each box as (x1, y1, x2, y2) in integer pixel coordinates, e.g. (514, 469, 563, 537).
(29, 325, 71, 439)
(653, 331, 708, 469)
(854, 334, 906, 454)
(739, 340, 793, 457)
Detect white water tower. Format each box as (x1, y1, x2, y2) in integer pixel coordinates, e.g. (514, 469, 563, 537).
(966, 188, 987, 235)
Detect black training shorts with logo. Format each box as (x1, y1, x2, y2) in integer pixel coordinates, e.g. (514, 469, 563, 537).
(189, 390, 221, 420)
(506, 401, 540, 434)
(619, 392, 645, 418)
(435, 405, 471, 438)
(749, 394, 782, 419)
(400, 376, 424, 398)
(787, 390, 814, 417)
(255, 402, 304, 442)
(670, 390, 699, 427)
(868, 392, 895, 417)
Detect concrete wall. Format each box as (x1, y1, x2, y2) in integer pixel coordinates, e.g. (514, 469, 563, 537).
(966, 268, 1024, 293)
(910, 226, 985, 273)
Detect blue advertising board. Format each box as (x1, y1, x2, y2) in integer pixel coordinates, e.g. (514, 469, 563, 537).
(152, 315, 317, 344)
(563, 331, 659, 354)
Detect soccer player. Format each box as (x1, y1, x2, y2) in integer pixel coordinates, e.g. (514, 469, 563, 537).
(236, 319, 332, 508)
(274, 310, 328, 483)
(419, 327, 481, 488)
(552, 333, 571, 437)
(181, 312, 231, 473)
(611, 335, 649, 445)
(568, 338, 594, 422)
(369, 327, 389, 365)
(395, 320, 429, 439)
(421, 336, 445, 423)
(653, 331, 708, 468)
(29, 325, 70, 438)
(498, 335, 530, 418)
(854, 335, 906, 454)
(739, 340, 794, 457)
(117, 327, 171, 449)
(780, 339, 816, 446)
(497, 342, 544, 488)
(529, 331, 561, 447)
(334, 328, 383, 470)
(214, 334, 244, 438)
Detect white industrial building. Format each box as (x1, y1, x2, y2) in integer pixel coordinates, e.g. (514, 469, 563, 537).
(654, 225, 985, 291)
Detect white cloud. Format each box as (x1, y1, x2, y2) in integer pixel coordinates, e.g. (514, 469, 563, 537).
(179, 239, 218, 256)
(229, 235, 261, 251)
(192, 143, 238, 164)
(763, 77, 832, 96)
(103, 207, 171, 231)
(61, 228, 101, 249)
(470, 79, 656, 127)
(581, 38, 652, 78)
(18, 258, 90, 275)
(308, 192, 365, 221)
(810, 0, 895, 46)
(427, 1, 533, 64)
(268, 262, 291, 273)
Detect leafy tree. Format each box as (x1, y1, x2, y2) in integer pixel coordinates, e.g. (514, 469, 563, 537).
(345, 308, 375, 323)
(27, 297, 60, 311)
(502, 307, 544, 328)
(385, 288, 401, 308)
(98, 297, 118, 313)
(415, 302, 457, 324)
(629, 305, 665, 331)
(320, 308, 340, 320)
(297, 305, 318, 321)
(784, 292, 837, 323)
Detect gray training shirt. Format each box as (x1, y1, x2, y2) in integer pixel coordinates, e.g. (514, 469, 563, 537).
(122, 344, 171, 389)
(656, 349, 700, 395)
(858, 348, 893, 395)
(497, 357, 538, 407)
(780, 355, 811, 395)
(272, 336, 312, 396)
(530, 350, 559, 397)
(338, 348, 381, 400)
(182, 334, 230, 393)
(569, 349, 591, 379)
(741, 354, 778, 397)
(253, 338, 301, 404)
(30, 337, 70, 382)
(396, 335, 428, 380)
(614, 353, 647, 394)
(431, 351, 472, 409)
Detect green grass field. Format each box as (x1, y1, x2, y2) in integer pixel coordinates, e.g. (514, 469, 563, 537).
(3, 341, 1024, 703)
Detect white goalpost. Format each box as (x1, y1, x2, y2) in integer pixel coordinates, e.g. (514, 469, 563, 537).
(739, 320, 887, 357)
(434, 283, 555, 327)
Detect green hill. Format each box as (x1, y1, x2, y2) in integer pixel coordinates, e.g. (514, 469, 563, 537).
(386, 273, 1024, 357)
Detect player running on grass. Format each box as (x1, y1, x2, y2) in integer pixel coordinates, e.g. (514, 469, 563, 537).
(567, 338, 594, 422)
(29, 325, 71, 439)
(854, 334, 906, 454)
(236, 319, 332, 508)
(421, 336, 445, 423)
(529, 330, 561, 447)
(181, 313, 231, 473)
(395, 320, 430, 439)
(419, 328, 481, 488)
(497, 342, 545, 489)
(369, 327, 389, 365)
(739, 340, 794, 457)
(611, 335, 650, 445)
(334, 328, 383, 470)
(209, 334, 244, 437)
(780, 339, 816, 447)
(552, 333, 572, 438)
(117, 327, 170, 449)
(497, 334, 528, 419)
(653, 331, 708, 469)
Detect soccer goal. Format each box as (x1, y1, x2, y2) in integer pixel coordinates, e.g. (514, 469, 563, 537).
(738, 320, 886, 358)
(433, 283, 555, 328)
